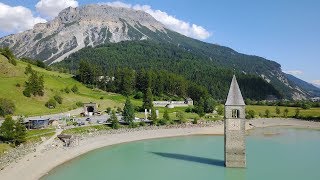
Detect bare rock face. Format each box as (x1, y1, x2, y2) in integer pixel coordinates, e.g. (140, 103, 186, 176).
(0, 5, 167, 64)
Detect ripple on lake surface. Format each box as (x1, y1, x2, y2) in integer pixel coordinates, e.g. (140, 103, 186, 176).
(42, 127, 320, 180)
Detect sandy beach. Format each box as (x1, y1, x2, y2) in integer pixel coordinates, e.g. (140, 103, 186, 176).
(1, 118, 320, 180)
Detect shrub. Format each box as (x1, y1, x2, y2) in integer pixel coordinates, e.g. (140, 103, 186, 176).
(176, 111, 187, 124)
(0, 98, 16, 117)
(302, 103, 311, 110)
(246, 110, 255, 119)
(106, 107, 112, 114)
(23, 89, 31, 97)
(294, 108, 300, 118)
(275, 106, 281, 115)
(192, 117, 199, 124)
(216, 105, 224, 115)
(117, 107, 122, 113)
(100, 96, 104, 100)
(139, 121, 146, 126)
(185, 107, 192, 113)
(265, 109, 270, 118)
(15, 83, 21, 87)
(54, 95, 63, 104)
(134, 91, 143, 99)
(76, 101, 83, 107)
(71, 85, 78, 93)
(64, 87, 70, 93)
(283, 108, 289, 117)
(45, 99, 57, 109)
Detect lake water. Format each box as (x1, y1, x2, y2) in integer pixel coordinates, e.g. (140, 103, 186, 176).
(42, 127, 320, 180)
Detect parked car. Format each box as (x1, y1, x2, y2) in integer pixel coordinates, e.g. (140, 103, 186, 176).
(86, 117, 91, 121)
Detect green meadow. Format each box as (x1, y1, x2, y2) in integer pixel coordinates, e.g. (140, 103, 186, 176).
(0, 55, 135, 116)
(246, 105, 320, 118)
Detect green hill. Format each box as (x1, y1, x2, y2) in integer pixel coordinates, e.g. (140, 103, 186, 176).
(53, 40, 282, 100)
(0, 55, 129, 116)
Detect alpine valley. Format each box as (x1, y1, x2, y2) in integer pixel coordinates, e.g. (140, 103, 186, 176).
(1, 4, 319, 100)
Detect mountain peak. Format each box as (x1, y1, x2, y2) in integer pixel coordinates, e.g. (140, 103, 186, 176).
(0, 4, 167, 64)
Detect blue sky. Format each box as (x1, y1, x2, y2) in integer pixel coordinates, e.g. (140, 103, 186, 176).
(0, 0, 319, 86)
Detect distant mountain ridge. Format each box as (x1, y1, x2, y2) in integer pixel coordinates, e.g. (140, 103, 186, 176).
(0, 4, 316, 100)
(285, 73, 320, 97)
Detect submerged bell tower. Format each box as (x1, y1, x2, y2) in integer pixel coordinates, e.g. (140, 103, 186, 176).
(224, 75, 246, 168)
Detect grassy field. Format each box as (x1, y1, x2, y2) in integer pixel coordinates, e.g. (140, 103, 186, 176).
(246, 105, 320, 118)
(0, 143, 12, 156)
(25, 128, 56, 143)
(62, 125, 111, 134)
(0, 55, 136, 116)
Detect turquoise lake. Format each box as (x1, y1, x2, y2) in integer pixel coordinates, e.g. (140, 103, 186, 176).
(42, 127, 320, 180)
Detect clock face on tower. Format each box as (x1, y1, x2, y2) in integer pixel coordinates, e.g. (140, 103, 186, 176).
(228, 119, 240, 130)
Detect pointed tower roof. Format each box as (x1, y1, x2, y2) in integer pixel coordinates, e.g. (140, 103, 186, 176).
(225, 75, 245, 106)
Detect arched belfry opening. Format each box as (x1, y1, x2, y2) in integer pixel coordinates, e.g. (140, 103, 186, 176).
(231, 109, 240, 118)
(224, 75, 246, 168)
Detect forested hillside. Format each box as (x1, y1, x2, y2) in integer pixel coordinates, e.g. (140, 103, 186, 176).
(53, 41, 282, 100)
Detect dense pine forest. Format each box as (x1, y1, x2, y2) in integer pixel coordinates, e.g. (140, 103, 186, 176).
(53, 41, 282, 101)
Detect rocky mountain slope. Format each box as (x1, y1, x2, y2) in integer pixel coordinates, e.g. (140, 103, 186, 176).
(0, 4, 316, 99)
(0, 5, 165, 64)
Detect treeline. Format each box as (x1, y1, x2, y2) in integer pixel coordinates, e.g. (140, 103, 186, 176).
(245, 99, 320, 109)
(76, 60, 208, 102)
(0, 47, 17, 65)
(53, 40, 282, 100)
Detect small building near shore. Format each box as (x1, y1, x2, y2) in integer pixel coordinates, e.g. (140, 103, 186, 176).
(83, 102, 98, 116)
(153, 98, 193, 108)
(25, 118, 50, 129)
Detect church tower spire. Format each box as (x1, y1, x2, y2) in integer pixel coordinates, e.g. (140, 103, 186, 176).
(224, 75, 246, 168)
(225, 75, 245, 106)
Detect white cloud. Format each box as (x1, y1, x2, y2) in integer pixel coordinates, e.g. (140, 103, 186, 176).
(102, 1, 131, 9)
(283, 70, 303, 76)
(0, 3, 46, 33)
(36, 0, 79, 19)
(312, 80, 320, 86)
(103, 1, 211, 40)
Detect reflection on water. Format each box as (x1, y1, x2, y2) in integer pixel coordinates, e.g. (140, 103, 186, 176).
(225, 168, 246, 180)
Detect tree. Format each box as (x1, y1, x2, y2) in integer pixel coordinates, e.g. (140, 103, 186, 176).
(246, 110, 255, 119)
(45, 99, 57, 109)
(25, 64, 33, 75)
(217, 105, 224, 116)
(106, 107, 112, 114)
(150, 107, 158, 124)
(265, 109, 270, 118)
(23, 69, 44, 97)
(176, 111, 186, 124)
(142, 88, 153, 110)
(1, 47, 16, 65)
(122, 97, 135, 125)
(192, 117, 199, 124)
(0, 98, 16, 117)
(195, 98, 205, 117)
(14, 117, 26, 145)
(161, 109, 171, 125)
(275, 106, 281, 115)
(0, 116, 15, 142)
(109, 110, 119, 129)
(204, 97, 217, 113)
(294, 108, 300, 118)
(71, 84, 79, 93)
(283, 108, 289, 117)
(54, 95, 63, 104)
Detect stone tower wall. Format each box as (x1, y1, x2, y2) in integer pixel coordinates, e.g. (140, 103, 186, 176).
(224, 105, 246, 167)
